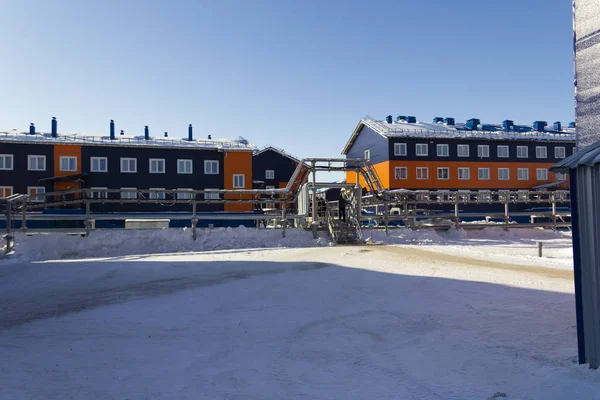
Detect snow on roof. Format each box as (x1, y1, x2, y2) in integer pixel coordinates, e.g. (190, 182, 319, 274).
(551, 139, 600, 171)
(254, 146, 301, 162)
(342, 116, 576, 154)
(0, 130, 256, 151)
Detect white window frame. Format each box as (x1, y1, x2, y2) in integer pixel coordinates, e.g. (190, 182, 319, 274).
(536, 146, 547, 159)
(555, 147, 566, 159)
(497, 145, 509, 158)
(478, 168, 490, 180)
(90, 187, 108, 199)
(204, 189, 220, 200)
(28, 155, 46, 171)
(265, 170, 275, 179)
(204, 160, 219, 175)
(437, 167, 450, 180)
(27, 186, 46, 202)
(0, 154, 14, 170)
(0, 186, 13, 198)
(518, 168, 529, 181)
(517, 146, 528, 158)
(233, 174, 245, 189)
(458, 167, 470, 180)
(415, 144, 428, 156)
(364, 149, 371, 161)
(394, 143, 407, 156)
(395, 167, 407, 180)
(177, 188, 194, 200)
(416, 167, 429, 180)
(149, 188, 166, 200)
(60, 156, 77, 172)
(477, 145, 489, 158)
(120, 158, 137, 173)
(437, 144, 449, 157)
(120, 187, 137, 199)
(457, 144, 470, 157)
(536, 168, 549, 181)
(177, 159, 193, 174)
(498, 168, 510, 180)
(90, 157, 108, 172)
(555, 172, 567, 180)
(149, 158, 166, 174)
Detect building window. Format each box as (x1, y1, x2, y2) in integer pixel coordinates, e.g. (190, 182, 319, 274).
(120, 158, 137, 173)
(518, 168, 529, 180)
(497, 145, 509, 158)
(458, 167, 470, 180)
(204, 189, 220, 200)
(555, 172, 567, 180)
(364, 149, 371, 161)
(555, 147, 566, 159)
(498, 168, 510, 180)
(90, 157, 108, 172)
(27, 186, 45, 202)
(177, 159, 193, 174)
(177, 188, 194, 200)
(536, 146, 547, 159)
(437, 167, 449, 180)
(478, 168, 490, 180)
(90, 187, 108, 199)
(233, 174, 245, 188)
(204, 160, 219, 174)
(395, 167, 407, 180)
(437, 144, 449, 157)
(536, 168, 549, 181)
(415, 144, 428, 156)
(477, 145, 489, 158)
(149, 159, 165, 174)
(28, 155, 46, 171)
(0, 186, 13, 198)
(60, 156, 77, 172)
(121, 188, 137, 199)
(394, 143, 407, 156)
(0, 154, 14, 170)
(149, 188, 166, 200)
(416, 167, 429, 180)
(265, 170, 275, 179)
(517, 146, 528, 158)
(457, 144, 469, 157)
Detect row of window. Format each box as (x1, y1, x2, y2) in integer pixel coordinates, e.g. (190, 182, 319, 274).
(393, 166, 566, 181)
(390, 143, 568, 159)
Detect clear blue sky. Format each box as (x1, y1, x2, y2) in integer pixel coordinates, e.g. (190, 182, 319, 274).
(1, 0, 575, 159)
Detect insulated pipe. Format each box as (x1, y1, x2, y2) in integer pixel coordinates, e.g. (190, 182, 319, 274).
(110, 120, 115, 140)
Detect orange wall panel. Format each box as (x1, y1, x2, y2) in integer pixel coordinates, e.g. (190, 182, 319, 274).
(53, 144, 82, 177)
(346, 161, 391, 191)
(223, 151, 253, 212)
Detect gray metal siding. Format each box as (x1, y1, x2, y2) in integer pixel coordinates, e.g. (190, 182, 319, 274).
(346, 126, 389, 164)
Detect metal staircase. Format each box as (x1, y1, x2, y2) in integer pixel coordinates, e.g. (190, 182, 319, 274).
(325, 191, 363, 245)
(361, 161, 385, 194)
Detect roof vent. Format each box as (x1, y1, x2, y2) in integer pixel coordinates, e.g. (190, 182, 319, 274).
(568, 121, 576, 128)
(164, 131, 168, 137)
(396, 115, 407, 122)
(385, 115, 393, 124)
(433, 117, 444, 123)
(406, 116, 416, 123)
(110, 120, 115, 140)
(553, 121, 562, 131)
(443, 117, 455, 126)
(502, 120, 514, 130)
(533, 121, 547, 132)
(208, 134, 212, 139)
(29, 123, 35, 135)
(120, 130, 124, 135)
(188, 124, 193, 141)
(465, 118, 480, 130)
(51, 117, 58, 138)
(144, 126, 150, 140)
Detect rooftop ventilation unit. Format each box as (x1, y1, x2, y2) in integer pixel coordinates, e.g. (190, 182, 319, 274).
(465, 118, 480, 130)
(164, 132, 168, 137)
(533, 121, 547, 132)
(569, 121, 576, 128)
(29, 123, 35, 135)
(144, 126, 150, 140)
(385, 115, 393, 124)
(188, 124, 193, 141)
(553, 121, 562, 131)
(396, 115, 406, 122)
(502, 120, 514, 130)
(110, 120, 115, 140)
(51, 117, 58, 138)
(406, 116, 416, 123)
(433, 117, 444, 123)
(443, 117, 455, 126)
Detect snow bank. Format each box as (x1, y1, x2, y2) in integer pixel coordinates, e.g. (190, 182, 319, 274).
(2, 227, 329, 262)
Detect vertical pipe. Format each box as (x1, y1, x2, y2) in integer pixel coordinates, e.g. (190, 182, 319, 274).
(552, 193, 558, 231)
(85, 200, 91, 237)
(51, 117, 58, 138)
(21, 203, 27, 232)
(144, 126, 150, 140)
(5, 202, 12, 255)
(311, 161, 316, 224)
(504, 200, 510, 228)
(281, 201, 287, 238)
(110, 120, 115, 140)
(188, 124, 193, 141)
(570, 171, 586, 364)
(192, 201, 197, 240)
(537, 241, 543, 257)
(29, 123, 35, 135)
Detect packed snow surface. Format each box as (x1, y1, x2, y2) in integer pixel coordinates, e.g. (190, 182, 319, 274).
(1, 227, 596, 399)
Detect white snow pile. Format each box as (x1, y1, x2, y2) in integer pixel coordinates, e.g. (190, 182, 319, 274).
(2, 227, 330, 262)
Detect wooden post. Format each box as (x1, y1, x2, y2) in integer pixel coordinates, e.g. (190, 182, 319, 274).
(192, 201, 197, 241)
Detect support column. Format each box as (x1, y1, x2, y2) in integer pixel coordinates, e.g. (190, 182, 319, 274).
(311, 161, 317, 225)
(85, 200, 91, 237)
(192, 202, 197, 240)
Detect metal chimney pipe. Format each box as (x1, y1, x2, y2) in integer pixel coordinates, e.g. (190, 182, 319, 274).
(120, 130, 124, 135)
(29, 123, 35, 135)
(144, 125, 150, 140)
(51, 117, 58, 138)
(188, 124, 193, 141)
(164, 131, 168, 137)
(110, 120, 115, 140)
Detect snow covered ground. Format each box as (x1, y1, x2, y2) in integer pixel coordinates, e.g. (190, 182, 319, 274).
(1, 227, 598, 399)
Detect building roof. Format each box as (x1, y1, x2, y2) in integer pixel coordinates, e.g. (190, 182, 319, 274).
(551, 140, 600, 172)
(0, 130, 256, 151)
(253, 146, 301, 162)
(342, 115, 576, 154)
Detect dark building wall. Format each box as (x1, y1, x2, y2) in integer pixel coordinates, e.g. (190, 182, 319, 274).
(346, 126, 389, 164)
(0, 142, 55, 194)
(252, 149, 298, 187)
(388, 137, 575, 163)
